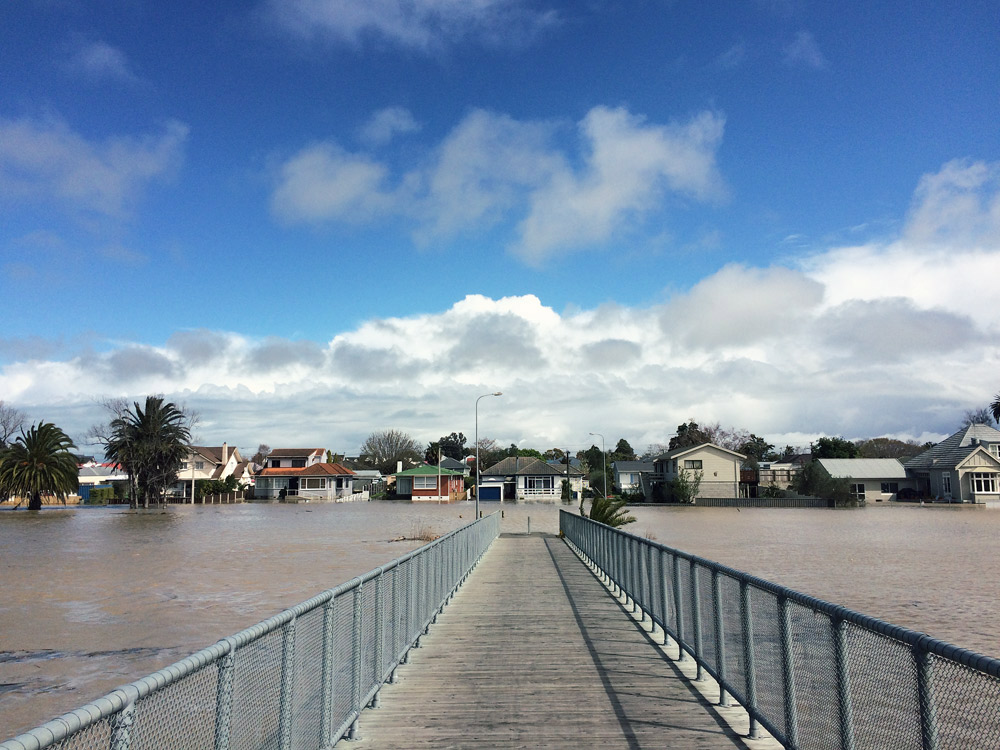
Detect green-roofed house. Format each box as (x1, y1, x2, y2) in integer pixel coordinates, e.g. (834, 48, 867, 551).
(394, 464, 467, 503)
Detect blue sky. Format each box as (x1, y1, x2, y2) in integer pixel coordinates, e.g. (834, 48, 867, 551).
(2, 0, 999, 457)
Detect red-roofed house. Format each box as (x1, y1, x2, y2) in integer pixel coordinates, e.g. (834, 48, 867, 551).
(254, 462, 357, 502)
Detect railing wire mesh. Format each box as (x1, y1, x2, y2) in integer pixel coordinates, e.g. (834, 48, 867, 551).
(560, 509, 1000, 750)
(1, 512, 500, 750)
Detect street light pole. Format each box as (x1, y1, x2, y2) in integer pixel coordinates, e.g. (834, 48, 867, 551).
(476, 391, 503, 519)
(589, 431, 606, 499)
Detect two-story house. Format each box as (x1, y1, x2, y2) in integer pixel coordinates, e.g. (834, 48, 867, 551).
(904, 424, 1000, 503)
(651, 443, 745, 500)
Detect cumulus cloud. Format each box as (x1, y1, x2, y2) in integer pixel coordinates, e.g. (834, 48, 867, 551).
(270, 142, 393, 222)
(783, 30, 826, 69)
(358, 107, 421, 146)
(5, 159, 1000, 452)
(264, 0, 558, 50)
(0, 115, 188, 217)
(273, 106, 726, 262)
(66, 41, 140, 84)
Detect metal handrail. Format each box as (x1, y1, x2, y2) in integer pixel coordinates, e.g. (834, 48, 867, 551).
(561, 509, 1000, 749)
(2, 512, 500, 750)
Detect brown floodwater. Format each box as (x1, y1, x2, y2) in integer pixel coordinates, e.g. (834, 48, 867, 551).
(2, 501, 999, 739)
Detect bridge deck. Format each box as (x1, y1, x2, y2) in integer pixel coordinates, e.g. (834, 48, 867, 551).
(349, 533, 764, 749)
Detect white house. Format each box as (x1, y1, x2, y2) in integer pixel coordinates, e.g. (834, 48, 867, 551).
(816, 458, 915, 503)
(904, 424, 1000, 503)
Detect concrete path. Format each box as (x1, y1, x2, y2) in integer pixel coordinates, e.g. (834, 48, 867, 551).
(348, 533, 772, 749)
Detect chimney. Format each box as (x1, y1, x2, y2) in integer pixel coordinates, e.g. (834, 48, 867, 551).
(397, 460, 403, 473)
(222, 442, 229, 463)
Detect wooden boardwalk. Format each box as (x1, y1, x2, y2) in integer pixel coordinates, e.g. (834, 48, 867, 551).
(350, 534, 772, 749)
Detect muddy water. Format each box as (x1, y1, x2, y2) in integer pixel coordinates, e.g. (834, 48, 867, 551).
(3, 501, 1000, 738)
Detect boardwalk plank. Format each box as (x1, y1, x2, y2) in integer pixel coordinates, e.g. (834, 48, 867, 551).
(347, 534, 765, 749)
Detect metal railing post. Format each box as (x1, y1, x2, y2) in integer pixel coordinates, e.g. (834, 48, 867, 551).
(348, 585, 363, 740)
(371, 572, 384, 707)
(712, 569, 729, 706)
(658, 546, 668, 640)
(690, 560, 704, 679)
(832, 617, 855, 750)
(673, 552, 685, 661)
(915, 646, 940, 750)
(740, 580, 760, 739)
(320, 598, 336, 747)
(779, 596, 799, 747)
(214, 650, 235, 750)
(390, 566, 400, 682)
(645, 542, 655, 628)
(279, 617, 296, 750)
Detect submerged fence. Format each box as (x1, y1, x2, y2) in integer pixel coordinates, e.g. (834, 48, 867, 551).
(2, 512, 500, 750)
(561, 510, 1000, 750)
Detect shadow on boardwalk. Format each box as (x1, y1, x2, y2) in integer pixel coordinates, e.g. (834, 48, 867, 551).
(349, 533, 764, 749)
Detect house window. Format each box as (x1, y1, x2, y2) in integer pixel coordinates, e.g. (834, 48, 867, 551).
(526, 476, 553, 491)
(271, 459, 281, 468)
(880, 482, 899, 494)
(195, 461, 205, 470)
(180, 462, 188, 470)
(972, 473, 997, 493)
(991, 444, 1000, 459)
(942, 473, 952, 494)
(292, 459, 306, 468)
(303, 478, 324, 489)
(683, 460, 703, 470)
(414, 476, 437, 490)
(850, 483, 865, 500)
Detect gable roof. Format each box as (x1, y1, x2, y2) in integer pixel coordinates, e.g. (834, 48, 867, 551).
(268, 448, 325, 458)
(654, 442, 746, 462)
(438, 456, 467, 471)
(482, 457, 583, 476)
(905, 424, 1000, 471)
(395, 464, 462, 477)
(817, 458, 908, 480)
(258, 463, 354, 477)
(611, 461, 654, 473)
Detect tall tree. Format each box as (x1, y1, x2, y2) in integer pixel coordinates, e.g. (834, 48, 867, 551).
(855, 437, 923, 459)
(738, 434, 775, 466)
(992, 393, 1000, 425)
(252, 443, 272, 466)
(668, 421, 711, 450)
(359, 429, 422, 474)
(0, 401, 27, 448)
(963, 407, 997, 427)
(811, 436, 859, 459)
(611, 438, 636, 461)
(105, 396, 191, 509)
(0, 422, 79, 510)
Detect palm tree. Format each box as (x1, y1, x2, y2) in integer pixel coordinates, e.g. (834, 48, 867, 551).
(105, 396, 191, 509)
(0, 422, 79, 510)
(991, 394, 1000, 425)
(587, 495, 636, 528)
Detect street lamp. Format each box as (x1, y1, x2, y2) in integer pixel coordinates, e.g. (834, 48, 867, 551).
(476, 391, 503, 519)
(589, 431, 607, 499)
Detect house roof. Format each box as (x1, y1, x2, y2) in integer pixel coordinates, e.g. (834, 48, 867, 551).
(905, 424, 1000, 471)
(817, 458, 908, 480)
(547, 457, 584, 469)
(612, 461, 654, 473)
(258, 463, 355, 477)
(189, 445, 243, 464)
(483, 457, 583, 477)
(654, 442, 746, 462)
(268, 448, 325, 458)
(438, 456, 467, 471)
(395, 464, 462, 477)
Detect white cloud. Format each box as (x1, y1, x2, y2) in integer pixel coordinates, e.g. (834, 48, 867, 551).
(358, 107, 421, 146)
(273, 106, 726, 261)
(265, 0, 558, 50)
(515, 107, 726, 261)
(67, 41, 140, 84)
(7, 159, 1000, 453)
(270, 142, 394, 222)
(783, 30, 826, 69)
(0, 115, 188, 217)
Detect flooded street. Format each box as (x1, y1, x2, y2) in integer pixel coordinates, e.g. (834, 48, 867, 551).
(3, 500, 1000, 738)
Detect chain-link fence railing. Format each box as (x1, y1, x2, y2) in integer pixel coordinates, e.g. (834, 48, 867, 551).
(1, 512, 500, 750)
(561, 510, 1000, 750)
